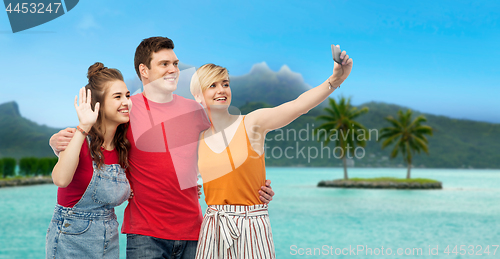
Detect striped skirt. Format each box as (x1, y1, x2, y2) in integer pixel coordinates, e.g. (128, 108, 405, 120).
(195, 204, 276, 259)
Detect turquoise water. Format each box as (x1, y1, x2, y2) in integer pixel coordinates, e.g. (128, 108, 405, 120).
(1, 168, 499, 258)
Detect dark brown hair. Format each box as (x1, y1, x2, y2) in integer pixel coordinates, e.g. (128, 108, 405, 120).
(134, 36, 175, 80)
(86, 62, 130, 169)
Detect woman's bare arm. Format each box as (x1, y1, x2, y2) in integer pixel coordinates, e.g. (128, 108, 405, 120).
(247, 45, 353, 134)
(52, 88, 99, 187)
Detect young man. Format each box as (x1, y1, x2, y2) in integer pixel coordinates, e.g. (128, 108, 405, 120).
(50, 36, 274, 258)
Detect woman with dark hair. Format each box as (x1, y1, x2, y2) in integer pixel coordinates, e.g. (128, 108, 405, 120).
(46, 62, 132, 258)
(190, 45, 353, 259)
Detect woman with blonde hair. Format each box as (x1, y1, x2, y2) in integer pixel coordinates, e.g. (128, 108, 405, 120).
(190, 45, 353, 258)
(46, 62, 132, 258)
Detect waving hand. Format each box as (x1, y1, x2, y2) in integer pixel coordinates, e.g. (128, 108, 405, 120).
(74, 87, 100, 130)
(52, 87, 100, 187)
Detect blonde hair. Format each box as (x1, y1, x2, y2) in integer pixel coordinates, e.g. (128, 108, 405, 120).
(190, 64, 229, 97)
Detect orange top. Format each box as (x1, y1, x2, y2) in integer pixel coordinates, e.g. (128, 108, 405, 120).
(198, 116, 266, 206)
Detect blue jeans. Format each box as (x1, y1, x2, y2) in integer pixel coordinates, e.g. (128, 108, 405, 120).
(46, 162, 131, 259)
(126, 234, 197, 259)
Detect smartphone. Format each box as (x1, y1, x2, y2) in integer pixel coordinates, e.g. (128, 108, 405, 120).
(331, 44, 343, 65)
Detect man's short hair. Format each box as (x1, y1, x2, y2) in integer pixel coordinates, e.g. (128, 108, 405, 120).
(134, 37, 175, 80)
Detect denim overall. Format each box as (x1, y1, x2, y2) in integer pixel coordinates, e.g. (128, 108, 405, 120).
(46, 139, 131, 259)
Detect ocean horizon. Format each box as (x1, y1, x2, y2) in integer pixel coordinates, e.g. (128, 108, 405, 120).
(1, 167, 499, 258)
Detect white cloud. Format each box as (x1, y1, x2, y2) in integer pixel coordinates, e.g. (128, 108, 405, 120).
(77, 14, 99, 30)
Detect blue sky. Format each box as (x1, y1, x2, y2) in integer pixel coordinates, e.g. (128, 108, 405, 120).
(1, 0, 499, 128)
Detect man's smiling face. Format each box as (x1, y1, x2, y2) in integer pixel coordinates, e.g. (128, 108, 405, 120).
(145, 48, 180, 93)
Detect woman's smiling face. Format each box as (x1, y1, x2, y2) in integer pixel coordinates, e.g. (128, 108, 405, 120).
(201, 78, 232, 109)
(102, 80, 131, 126)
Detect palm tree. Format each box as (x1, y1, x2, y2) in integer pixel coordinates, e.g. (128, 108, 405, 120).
(314, 97, 369, 179)
(379, 109, 433, 179)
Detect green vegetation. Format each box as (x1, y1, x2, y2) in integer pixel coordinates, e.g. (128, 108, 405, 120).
(1, 157, 57, 179)
(2, 158, 16, 178)
(38, 157, 57, 176)
(314, 97, 369, 179)
(356, 102, 500, 169)
(256, 101, 500, 168)
(379, 110, 433, 178)
(349, 177, 439, 184)
(238, 101, 272, 115)
(19, 157, 39, 176)
(19, 157, 56, 176)
(0, 101, 60, 159)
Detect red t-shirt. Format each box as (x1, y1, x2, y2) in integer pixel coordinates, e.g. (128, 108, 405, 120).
(57, 138, 119, 207)
(121, 94, 210, 240)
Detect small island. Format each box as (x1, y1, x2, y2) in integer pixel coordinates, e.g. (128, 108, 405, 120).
(318, 177, 442, 189)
